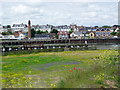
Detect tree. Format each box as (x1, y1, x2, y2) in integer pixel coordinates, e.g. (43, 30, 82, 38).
(113, 25, 120, 27)
(117, 32, 120, 37)
(31, 28, 36, 37)
(69, 29, 74, 34)
(111, 32, 117, 36)
(7, 25, 11, 28)
(36, 30, 41, 34)
(2, 32, 9, 35)
(2, 31, 13, 35)
(45, 30, 48, 33)
(50, 29, 58, 34)
(102, 25, 111, 28)
(36, 30, 48, 34)
(95, 26, 99, 28)
(8, 31, 13, 35)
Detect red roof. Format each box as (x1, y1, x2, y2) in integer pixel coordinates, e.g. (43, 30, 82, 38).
(14, 33, 19, 37)
(13, 31, 22, 37)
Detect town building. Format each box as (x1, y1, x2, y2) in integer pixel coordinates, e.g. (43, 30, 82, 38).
(53, 25, 71, 32)
(11, 23, 28, 32)
(70, 26, 90, 39)
(34, 33, 56, 39)
(13, 31, 26, 39)
(70, 30, 89, 39)
(0, 24, 8, 33)
(0, 34, 15, 40)
(58, 31, 69, 39)
(70, 24, 77, 30)
(0, 32, 26, 40)
(89, 28, 113, 39)
(32, 24, 53, 33)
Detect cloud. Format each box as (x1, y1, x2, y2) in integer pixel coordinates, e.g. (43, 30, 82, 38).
(1, 0, 119, 2)
(1, 2, 118, 26)
(11, 4, 30, 15)
(87, 4, 101, 12)
(0, 3, 2, 24)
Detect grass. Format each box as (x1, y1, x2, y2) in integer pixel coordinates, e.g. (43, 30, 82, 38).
(2, 49, 119, 88)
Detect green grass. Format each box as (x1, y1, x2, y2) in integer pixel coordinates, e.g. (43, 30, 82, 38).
(2, 49, 119, 88)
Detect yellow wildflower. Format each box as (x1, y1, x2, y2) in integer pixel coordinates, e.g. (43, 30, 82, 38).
(29, 84, 32, 87)
(51, 84, 53, 86)
(22, 76, 26, 79)
(28, 77, 32, 80)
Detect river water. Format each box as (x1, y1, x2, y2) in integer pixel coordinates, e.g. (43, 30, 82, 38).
(44, 43, 120, 50)
(88, 43, 120, 50)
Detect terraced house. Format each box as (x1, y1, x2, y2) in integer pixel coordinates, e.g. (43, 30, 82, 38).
(70, 30, 89, 39)
(53, 25, 71, 31)
(0, 24, 9, 33)
(70, 26, 91, 39)
(89, 28, 113, 39)
(11, 23, 28, 32)
(58, 31, 69, 39)
(32, 24, 53, 33)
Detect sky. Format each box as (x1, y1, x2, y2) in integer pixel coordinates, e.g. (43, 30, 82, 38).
(0, 0, 119, 26)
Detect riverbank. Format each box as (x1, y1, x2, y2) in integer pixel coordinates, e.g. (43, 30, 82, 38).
(2, 49, 119, 88)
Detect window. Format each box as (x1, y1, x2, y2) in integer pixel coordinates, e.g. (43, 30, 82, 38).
(96, 34, 98, 36)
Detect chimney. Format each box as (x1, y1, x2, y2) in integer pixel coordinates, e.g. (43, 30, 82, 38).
(28, 20, 31, 39)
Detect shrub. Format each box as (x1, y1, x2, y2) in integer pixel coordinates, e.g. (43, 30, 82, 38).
(20, 60, 28, 63)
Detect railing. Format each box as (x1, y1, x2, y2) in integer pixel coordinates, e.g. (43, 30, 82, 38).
(1, 38, 120, 46)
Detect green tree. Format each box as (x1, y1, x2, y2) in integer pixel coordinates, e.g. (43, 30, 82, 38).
(113, 25, 120, 27)
(2, 31, 13, 35)
(111, 32, 117, 36)
(45, 30, 48, 33)
(117, 32, 120, 37)
(7, 25, 11, 28)
(69, 29, 74, 34)
(31, 29, 36, 37)
(102, 25, 111, 28)
(95, 26, 99, 28)
(36, 30, 42, 34)
(117, 28, 120, 37)
(2, 32, 9, 35)
(8, 31, 13, 35)
(36, 30, 48, 34)
(50, 29, 58, 34)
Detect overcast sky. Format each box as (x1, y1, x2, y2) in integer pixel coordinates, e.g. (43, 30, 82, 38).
(0, 0, 119, 26)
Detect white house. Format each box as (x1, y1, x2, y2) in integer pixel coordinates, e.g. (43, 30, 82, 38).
(1, 35, 16, 40)
(53, 25, 71, 31)
(70, 31, 89, 39)
(11, 23, 28, 32)
(114, 27, 119, 32)
(18, 33, 26, 39)
(32, 24, 53, 33)
(0, 33, 26, 40)
(89, 28, 113, 39)
(0, 24, 8, 33)
(58, 31, 69, 39)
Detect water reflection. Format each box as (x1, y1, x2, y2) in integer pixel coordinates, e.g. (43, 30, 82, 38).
(89, 44, 120, 50)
